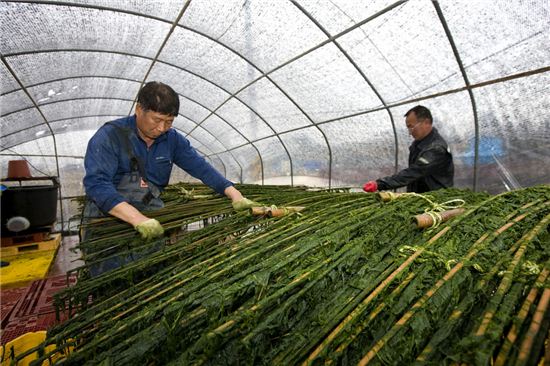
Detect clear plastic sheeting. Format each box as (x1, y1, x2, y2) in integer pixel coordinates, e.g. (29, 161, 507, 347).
(320, 110, 396, 187)
(271, 43, 383, 122)
(161, 27, 263, 93)
(53, 131, 98, 157)
(37, 0, 185, 22)
(48, 116, 124, 135)
(1, 108, 45, 139)
(441, 1, 550, 84)
(200, 114, 248, 149)
(57, 157, 85, 197)
(1, 127, 50, 153)
(217, 99, 274, 140)
(147, 65, 231, 112)
(188, 126, 227, 155)
(254, 137, 292, 184)
(1, 89, 34, 116)
(58, 197, 83, 232)
(279, 127, 329, 181)
(473, 73, 550, 193)
(232, 144, 263, 184)
(0, 153, 57, 178)
(215, 151, 244, 184)
(0, 3, 171, 57)
(6, 52, 152, 86)
(40, 99, 133, 122)
(0, 0, 548, 231)
(207, 154, 227, 178)
(338, 1, 464, 104)
(28, 78, 140, 108)
(173, 115, 197, 135)
(169, 166, 200, 185)
(0, 62, 19, 93)
(184, 0, 328, 72)
(297, 0, 398, 36)
(236, 78, 313, 133)
(188, 136, 218, 158)
(177, 97, 210, 123)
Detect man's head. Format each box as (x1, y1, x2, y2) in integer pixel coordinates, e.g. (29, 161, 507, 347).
(405, 105, 433, 141)
(135, 82, 179, 141)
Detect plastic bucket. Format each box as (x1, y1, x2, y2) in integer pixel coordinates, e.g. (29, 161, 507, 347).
(6, 160, 32, 179)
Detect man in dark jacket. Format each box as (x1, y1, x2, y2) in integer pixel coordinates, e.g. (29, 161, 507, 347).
(363, 105, 454, 193)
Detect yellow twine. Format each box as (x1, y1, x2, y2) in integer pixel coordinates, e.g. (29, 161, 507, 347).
(403, 193, 465, 212)
(177, 187, 212, 200)
(178, 187, 194, 200)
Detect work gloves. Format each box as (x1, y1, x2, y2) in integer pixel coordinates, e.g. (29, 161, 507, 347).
(134, 218, 164, 240)
(363, 181, 378, 193)
(232, 197, 262, 212)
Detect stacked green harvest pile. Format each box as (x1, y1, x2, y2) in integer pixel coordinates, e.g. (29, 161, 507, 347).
(17, 184, 550, 365)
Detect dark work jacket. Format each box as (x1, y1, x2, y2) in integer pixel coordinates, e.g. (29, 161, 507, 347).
(376, 127, 454, 193)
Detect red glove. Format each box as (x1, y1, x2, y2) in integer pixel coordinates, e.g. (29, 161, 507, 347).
(363, 181, 378, 192)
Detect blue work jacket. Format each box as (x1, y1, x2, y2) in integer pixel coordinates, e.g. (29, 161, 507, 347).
(83, 115, 233, 213)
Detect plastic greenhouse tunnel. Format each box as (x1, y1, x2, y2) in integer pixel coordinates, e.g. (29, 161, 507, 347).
(0, 1, 549, 365)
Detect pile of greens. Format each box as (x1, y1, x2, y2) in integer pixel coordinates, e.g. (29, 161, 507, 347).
(14, 184, 550, 365)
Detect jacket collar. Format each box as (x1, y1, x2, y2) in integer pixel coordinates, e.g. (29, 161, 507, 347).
(413, 127, 437, 150)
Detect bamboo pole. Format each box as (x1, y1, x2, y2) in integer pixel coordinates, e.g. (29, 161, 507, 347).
(475, 213, 550, 337)
(358, 205, 550, 365)
(494, 267, 550, 366)
(251, 206, 305, 217)
(413, 208, 466, 229)
(22, 186, 550, 365)
(376, 191, 406, 202)
(516, 288, 550, 365)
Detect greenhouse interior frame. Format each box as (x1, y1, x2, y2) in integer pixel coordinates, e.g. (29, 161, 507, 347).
(0, 0, 549, 365)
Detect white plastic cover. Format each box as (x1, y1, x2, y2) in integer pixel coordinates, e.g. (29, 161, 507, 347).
(1, 0, 548, 231)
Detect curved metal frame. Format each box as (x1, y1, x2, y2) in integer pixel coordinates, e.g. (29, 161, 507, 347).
(6, 62, 541, 155)
(203, 67, 548, 157)
(0, 113, 127, 143)
(3, 0, 408, 189)
(128, 0, 191, 115)
(184, 0, 408, 188)
(0, 76, 247, 182)
(3, 0, 287, 186)
(291, 0, 400, 176)
(177, 115, 242, 182)
(176, 27, 296, 186)
(1, 54, 65, 231)
(2, 0, 547, 193)
(0, 75, 142, 96)
(0, 49, 268, 183)
(432, 1, 479, 191)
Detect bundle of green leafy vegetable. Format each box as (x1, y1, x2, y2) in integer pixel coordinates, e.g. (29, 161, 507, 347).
(13, 184, 549, 366)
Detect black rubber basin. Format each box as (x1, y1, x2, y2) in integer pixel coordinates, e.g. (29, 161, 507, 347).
(1, 184, 58, 231)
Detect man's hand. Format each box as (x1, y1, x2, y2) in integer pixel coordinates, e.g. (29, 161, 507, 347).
(134, 218, 164, 240)
(363, 181, 378, 193)
(232, 197, 262, 211)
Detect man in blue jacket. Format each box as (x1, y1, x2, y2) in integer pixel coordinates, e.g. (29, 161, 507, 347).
(362, 105, 454, 193)
(83, 81, 254, 240)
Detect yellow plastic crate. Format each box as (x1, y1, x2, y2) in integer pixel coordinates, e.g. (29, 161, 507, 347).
(1, 233, 61, 257)
(0, 331, 70, 366)
(0, 249, 59, 289)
